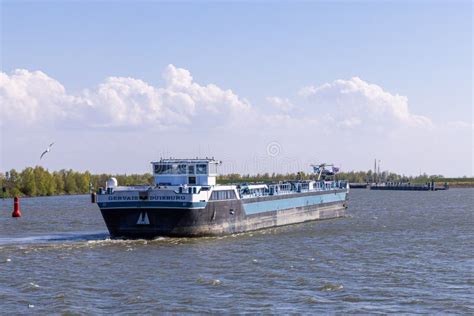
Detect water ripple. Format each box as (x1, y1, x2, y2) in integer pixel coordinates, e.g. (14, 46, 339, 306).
(0, 190, 472, 313)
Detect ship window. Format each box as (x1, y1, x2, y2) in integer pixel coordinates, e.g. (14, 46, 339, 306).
(196, 164, 207, 174)
(188, 176, 196, 185)
(177, 164, 187, 174)
(210, 190, 236, 200)
(168, 164, 185, 174)
(154, 164, 188, 174)
(188, 165, 195, 174)
(155, 164, 171, 174)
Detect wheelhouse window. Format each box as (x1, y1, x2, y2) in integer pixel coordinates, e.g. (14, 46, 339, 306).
(188, 165, 195, 174)
(196, 164, 208, 174)
(176, 164, 187, 174)
(154, 164, 187, 174)
(154, 164, 171, 174)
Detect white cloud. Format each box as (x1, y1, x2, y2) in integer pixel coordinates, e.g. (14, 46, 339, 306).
(1, 69, 472, 176)
(339, 117, 362, 128)
(1, 69, 433, 133)
(161, 64, 251, 115)
(0, 69, 81, 124)
(83, 76, 169, 127)
(298, 77, 433, 129)
(266, 96, 294, 112)
(0, 65, 251, 129)
(298, 85, 321, 98)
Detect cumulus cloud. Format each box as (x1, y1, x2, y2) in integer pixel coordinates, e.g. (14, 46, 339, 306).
(0, 69, 81, 124)
(2, 69, 471, 176)
(298, 77, 432, 129)
(266, 96, 294, 112)
(0, 65, 251, 129)
(1, 69, 436, 134)
(82, 76, 168, 127)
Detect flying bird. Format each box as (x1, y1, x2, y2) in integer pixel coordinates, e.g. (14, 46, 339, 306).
(40, 142, 55, 160)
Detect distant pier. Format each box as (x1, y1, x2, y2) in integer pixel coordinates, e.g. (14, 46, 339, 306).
(370, 182, 448, 191)
(349, 183, 368, 189)
(349, 182, 449, 191)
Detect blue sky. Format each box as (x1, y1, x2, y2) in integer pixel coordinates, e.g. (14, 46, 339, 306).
(1, 1, 472, 176)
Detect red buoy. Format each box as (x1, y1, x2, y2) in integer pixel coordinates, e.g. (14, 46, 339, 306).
(12, 196, 21, 218)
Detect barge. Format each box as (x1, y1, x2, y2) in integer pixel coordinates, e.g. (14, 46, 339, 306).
(94, 159, 349, 238)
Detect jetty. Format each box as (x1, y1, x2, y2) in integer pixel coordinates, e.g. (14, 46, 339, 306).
(370, 182, 448, 191)
(349, 183, 368, 189)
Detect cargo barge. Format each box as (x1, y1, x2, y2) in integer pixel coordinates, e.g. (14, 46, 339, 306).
(94, 159, 349, 238)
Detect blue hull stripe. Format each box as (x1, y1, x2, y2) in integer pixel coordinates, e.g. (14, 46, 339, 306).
(98, 201, 207, 209)
(243, 192, 346, 215)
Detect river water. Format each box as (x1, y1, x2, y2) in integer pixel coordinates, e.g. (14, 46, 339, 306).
(0, 189, 472, 314)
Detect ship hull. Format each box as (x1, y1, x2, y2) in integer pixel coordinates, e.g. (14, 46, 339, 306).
(99, 189, 348, 238)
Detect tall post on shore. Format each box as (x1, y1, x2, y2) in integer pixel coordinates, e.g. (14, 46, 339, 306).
(378, 160, 381, 182)
(374, 158, 377, 183)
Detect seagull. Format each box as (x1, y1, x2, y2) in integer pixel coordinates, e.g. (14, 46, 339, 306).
(40, 142, 55, 160)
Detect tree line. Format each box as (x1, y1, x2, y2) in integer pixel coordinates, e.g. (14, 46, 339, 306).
(0, 167, 153, 198)
(216, 170, 452, 184)
(1, 166, 471, 198)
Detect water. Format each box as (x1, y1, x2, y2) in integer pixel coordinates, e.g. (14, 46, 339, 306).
(0, 189, 473, 314)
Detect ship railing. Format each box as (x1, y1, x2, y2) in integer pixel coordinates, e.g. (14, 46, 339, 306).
(98, 185, 151, 194)
(239, 180, 348, 199)
(316, 180, 347, 190)
(112, 185, 151, 191)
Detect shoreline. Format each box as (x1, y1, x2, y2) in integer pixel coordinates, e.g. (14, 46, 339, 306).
(1, 186, 473, 199)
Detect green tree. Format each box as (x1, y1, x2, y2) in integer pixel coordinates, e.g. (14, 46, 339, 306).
(33, 166, 49, 196)
(64, 170, 78, 194)
(53, 170, 65, 194)
(75, 171, 90, 193)
(20, 167, 36, 196)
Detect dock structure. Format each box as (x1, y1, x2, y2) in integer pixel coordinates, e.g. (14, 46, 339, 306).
(370, 182, 448, 191)
(349, 183, 368, 189)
